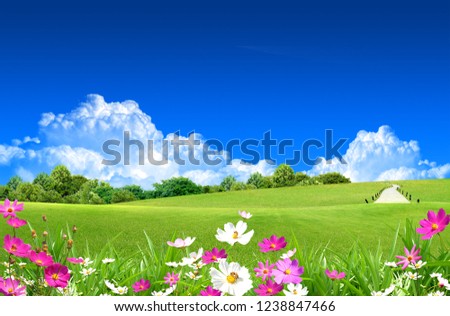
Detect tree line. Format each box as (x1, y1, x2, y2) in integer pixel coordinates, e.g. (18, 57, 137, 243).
(0, 164, 350, 204)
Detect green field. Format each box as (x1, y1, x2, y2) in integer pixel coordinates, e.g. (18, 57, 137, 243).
(2, 179, 449, 264)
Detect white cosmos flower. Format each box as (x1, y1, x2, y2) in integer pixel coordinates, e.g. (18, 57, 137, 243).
(437, 277, 449, 289)
(189, 261, 206, 270)
(283, 283, 308, 296)
(186, 272, 202, 280)
(384, 261, 397, 268)
(102, 258, 115, 264)
(152, 285, 176, 296)
(371, 284, 395, 296)
(81, 268, 96, 276)
(428, 291, 445, 296)
(167, 237, 196, 248)
(114, 286, 128, 295)
(430, 273, 442, 278)
(166, 262, 180, 268)
(105, 280, 117, 292)
(82, 258, 94, 266)
(179, 248, 203, 266)
(238, 210, 252, 219)
(404, 272, 421, 280)
(280, 248, 297, 259)
(210, 261, 252, 296)
(409, 260, 427, 270)
(215, 221, 254, 246)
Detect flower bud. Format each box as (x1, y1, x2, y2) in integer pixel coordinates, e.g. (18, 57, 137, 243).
(67, 239, 73, 249)
(31, 230, 37, 238)
(62, 234, 67, 240)
(43, 231, 48, 237)
(72, 225, 77, 233)
(42, 215, 47, 222)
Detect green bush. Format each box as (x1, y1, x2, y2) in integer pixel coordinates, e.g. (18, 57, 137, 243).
(111, 189, 136, 203)
(247, 172, 265, 189)
(230, 182, 246, 191)
(15, 183, 44, 202)
(272, 164, 296, 187)
(154, 177, 202, 198)
(220, 175, 236, 191)
(313, 172, 351, 184)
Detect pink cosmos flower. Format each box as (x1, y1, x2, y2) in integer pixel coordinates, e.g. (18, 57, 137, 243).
(3, 235, 31, 258)
(6, 217, 27, 229)
(272, 258, 304, 284)
(199, 286, 222, 296)
(0, 277, 26, 296)
(167, 237, 195, 248)
(238, 210, 252, 219)
(254, 279, 283, 296)
(202, 248, 228, 264)
(325, 269, 346, 280)
(164, 272, 179, 286)
(396, 245, 422, 270)
(29, 251, 54, 267)
(258, 235, 287, 252)
(44, 263, 71, 288)
(0, 199, 24, 218)
(67, 257, 84, 264)
(254, 260, 275, 281)
(132, 279, 151, 293)
(417, 209, 450, 240)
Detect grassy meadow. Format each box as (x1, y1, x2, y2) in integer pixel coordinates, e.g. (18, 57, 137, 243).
(2, 179, 449, 265)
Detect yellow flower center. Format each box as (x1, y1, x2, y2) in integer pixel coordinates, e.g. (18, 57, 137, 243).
(212, 255, 217, 261)
(10, 244, 17, 252)
(267, 288, 273, 293)
(285, 269, 291, 275)
(270, 243, 276, 249)
(8, 288, 13, 294)
(52, 273, 59, 280)
(232, 231, 239, 239)
(139, 285, 144, 289)
(7, 208, 13, 213)
(263, 269, 268, 274)
(36, 259, 42, 265)
(432, 224, 438, 231)
(226, 272, 239, 284)
(293, 290, 298, 295)
(407, 256, 413, 262)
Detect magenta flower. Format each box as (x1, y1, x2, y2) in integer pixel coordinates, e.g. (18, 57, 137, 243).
(0, 199, 24, 218)
(258, 235, 287, 252)
(417, 209, 450, 240)
(254, 260, 275, 281)
(0, 277, 26, 296)
(164, 272, 179, 286)
(44, 263, 71, 288)
(67, 257, 84, 264)
(199, 286, 222, 296)
(132, 279, 151, 293)
(29, 251, 54, 267)
(272, 258, 304, 284)
(202, 248, 228, 264)
(325, 269, 346, 280)
(254, 279, 283, 296)
(6, 217, 27, 229)
(3, 235, 31, 258)
(396, 245, 422, 270)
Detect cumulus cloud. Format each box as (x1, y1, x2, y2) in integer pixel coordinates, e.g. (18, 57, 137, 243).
(12, 136, 41, 146)
(308, 125, 450, 182)
(0, 94, 274, 188)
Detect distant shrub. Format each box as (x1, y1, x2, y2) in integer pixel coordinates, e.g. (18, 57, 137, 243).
(153, 177, 202, 198)
(220, 175, 237, 191)
(123, 185, 146, 200)
(39, 190, 63, 203)
(272, 164, 296, 187)
(247, 172, 265, 189)
(230, 182, 246, 191)
(15, 183, 44, 202)
(294, 172, 310, 184)
(111, 189, 136, 203)
(313, 172, 351, 184)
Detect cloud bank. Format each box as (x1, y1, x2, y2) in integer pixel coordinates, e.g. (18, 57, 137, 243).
(0, 95, 448, 187)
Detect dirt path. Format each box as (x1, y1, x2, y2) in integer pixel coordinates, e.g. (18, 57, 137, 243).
(374, 185, 410, 204)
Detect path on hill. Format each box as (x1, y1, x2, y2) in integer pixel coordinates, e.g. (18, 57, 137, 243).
(374, 185, 410, 204)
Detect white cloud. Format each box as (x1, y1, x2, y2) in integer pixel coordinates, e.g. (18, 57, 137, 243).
(308, 125, 450, 182)
(16, 167, 34, 182)
(12, 136, 41, 146)
(0, 145, 26, 165)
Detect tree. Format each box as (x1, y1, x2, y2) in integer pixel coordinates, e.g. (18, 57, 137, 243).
(0, 185, 7, 199)
(15, 183, 44, 202)
(79, 180, 99, 204)
(153, 177, 202, 198)
(272, 164, 296, 187)
(39, 190, 63, 203)
(230, 182, 246, 191)
(247, 172, 265, 189)
(111, 189, 136, 203)
(50, 165, 72, 197)
(295, 172, 310, 184)
(7, 176, 23, 192)
(70, 175, 89, 195)
(33, 173, 56, 191)
(313, 172, 351, 184)
(122, 185, 145, 200)
(220, 175, 237, 191)
(94, 182, 115, 204)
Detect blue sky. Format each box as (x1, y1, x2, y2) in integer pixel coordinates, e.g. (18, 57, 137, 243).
(0, 0, 449, 187)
